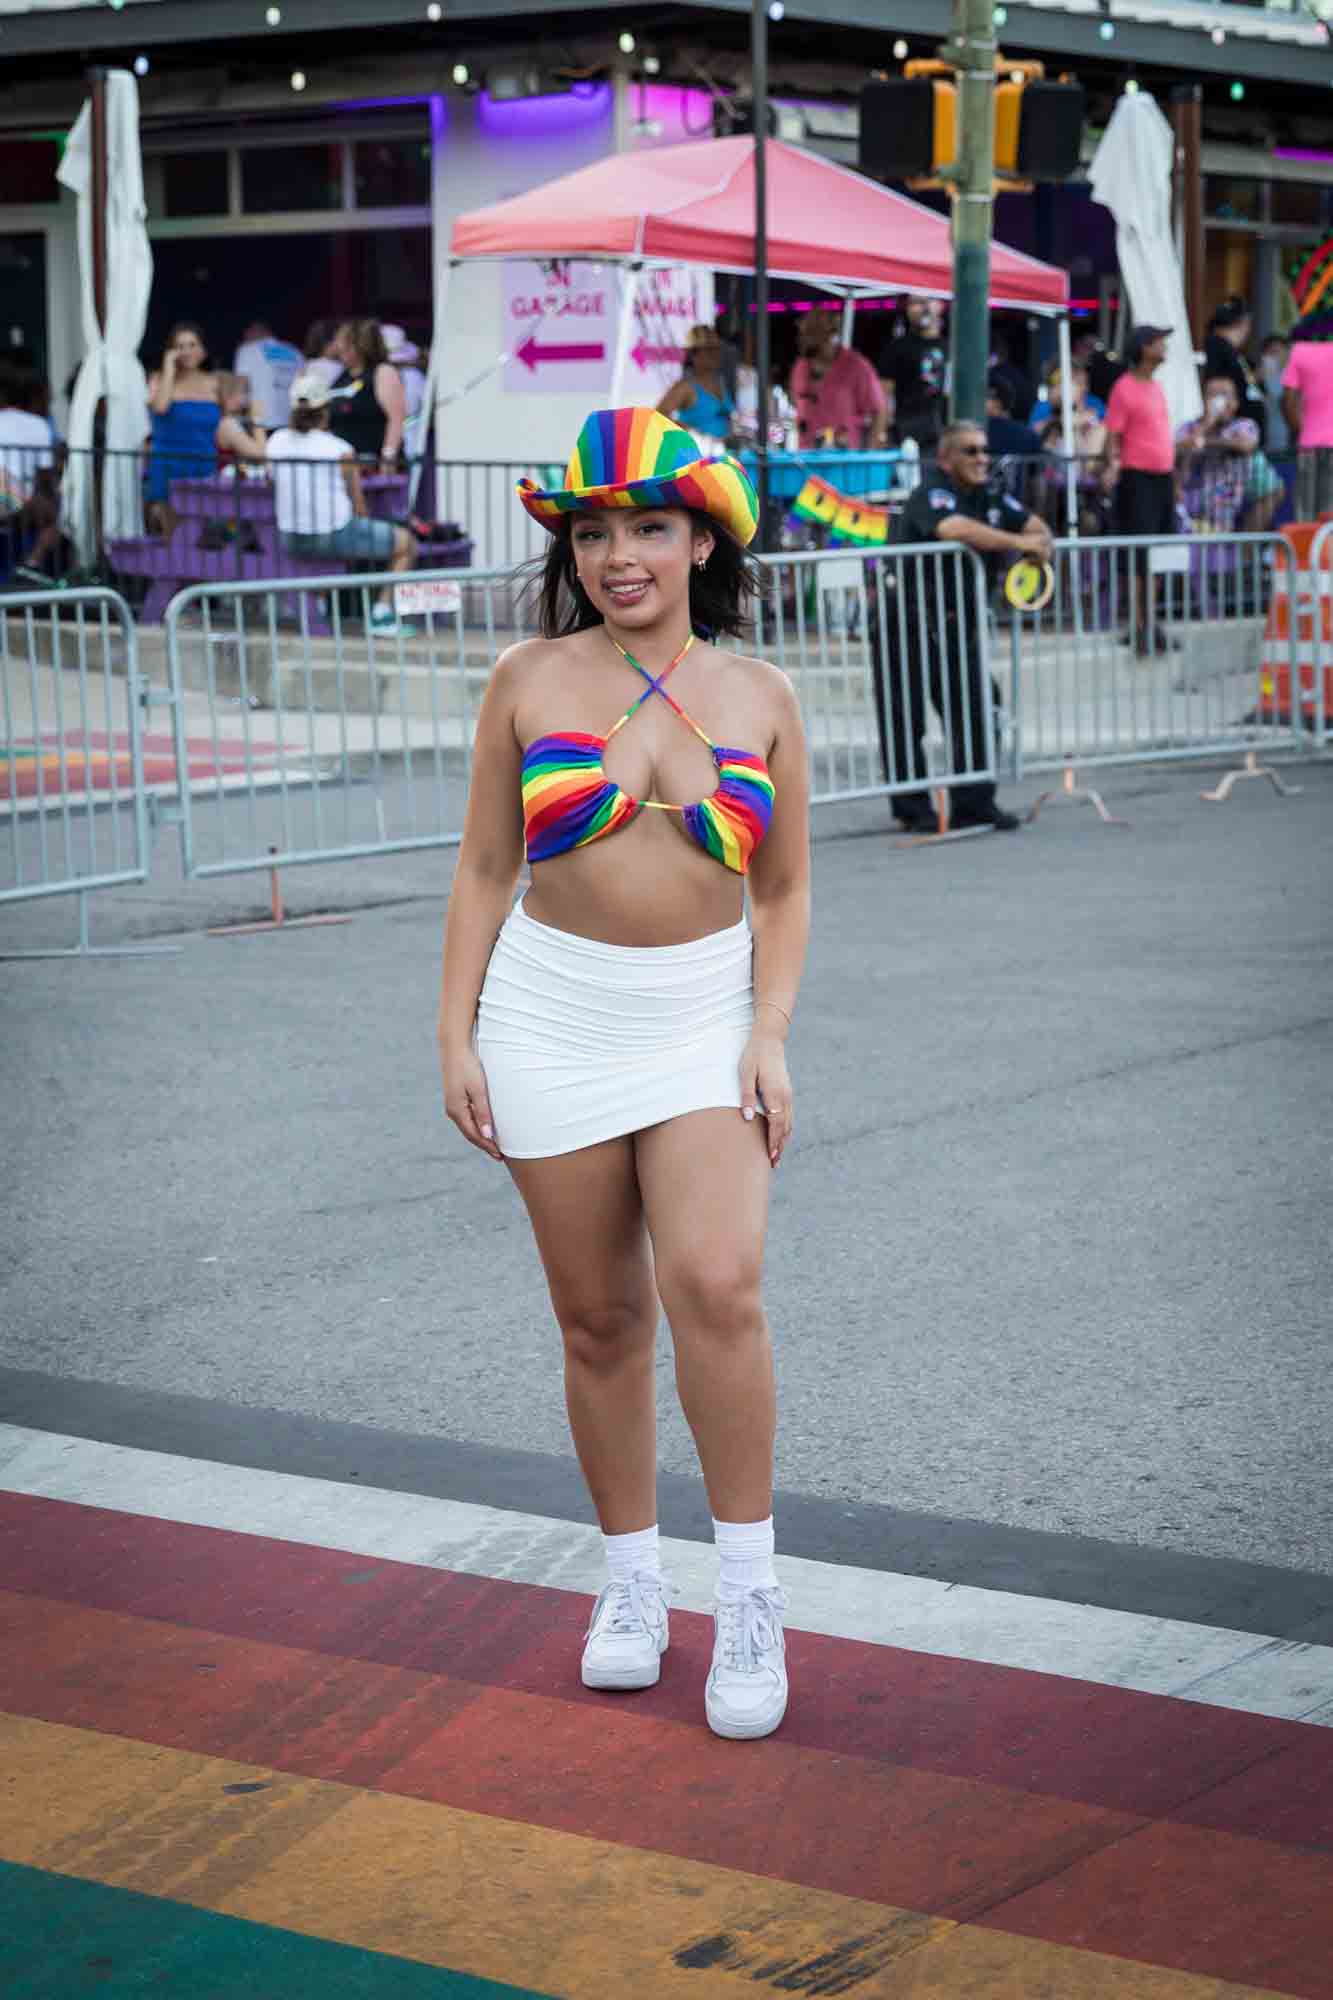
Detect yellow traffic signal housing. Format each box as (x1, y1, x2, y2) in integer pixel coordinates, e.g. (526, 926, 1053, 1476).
(903, 59, 957, 177)
(859, 52, 1084, 188)
(994, 75, 1024, 176)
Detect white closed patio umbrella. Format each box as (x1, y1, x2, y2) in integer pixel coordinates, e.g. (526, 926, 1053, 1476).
(58, 70, 153, 568)
(1089, 90, 1202, 432)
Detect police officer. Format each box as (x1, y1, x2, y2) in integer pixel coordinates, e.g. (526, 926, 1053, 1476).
(875, 420, 1051, 833)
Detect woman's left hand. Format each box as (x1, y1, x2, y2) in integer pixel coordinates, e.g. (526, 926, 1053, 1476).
(740, 1031, 793, 1169)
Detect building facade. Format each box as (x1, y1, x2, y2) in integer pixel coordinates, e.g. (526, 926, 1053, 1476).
(2, 0, 1331, 461)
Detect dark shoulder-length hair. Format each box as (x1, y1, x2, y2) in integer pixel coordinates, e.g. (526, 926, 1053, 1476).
(164, 320, 211, 368)
(527, 509, 764, 641)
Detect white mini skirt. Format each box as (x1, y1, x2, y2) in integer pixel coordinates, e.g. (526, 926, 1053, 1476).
(476, 898, 755, 1159)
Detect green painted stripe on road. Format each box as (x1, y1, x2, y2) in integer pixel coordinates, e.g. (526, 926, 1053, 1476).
(0, 1859, 555, 2000)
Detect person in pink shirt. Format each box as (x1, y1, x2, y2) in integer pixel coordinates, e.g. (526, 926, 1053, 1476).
(787, 307, 888, 451)
(1281, 331, 1333, 520)
(1101, 325, 1179, 656)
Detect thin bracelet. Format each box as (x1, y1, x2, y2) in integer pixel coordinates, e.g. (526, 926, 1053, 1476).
(755, 999, 792, 1027)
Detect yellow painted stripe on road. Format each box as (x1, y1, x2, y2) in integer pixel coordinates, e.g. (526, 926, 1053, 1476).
(0, 1712, 1290, 2000)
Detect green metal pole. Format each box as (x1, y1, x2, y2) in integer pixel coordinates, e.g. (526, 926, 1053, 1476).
(946, 0, 996, 425)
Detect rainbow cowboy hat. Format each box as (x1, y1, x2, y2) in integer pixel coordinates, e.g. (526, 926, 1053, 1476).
(517, 408, 759, 548)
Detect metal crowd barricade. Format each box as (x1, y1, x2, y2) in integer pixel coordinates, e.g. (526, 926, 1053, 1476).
(999, 531, 1301, 777)
(420, 459, 553, 574)
(161, 562, 531, 881)
(755, 543, 996, 812)
(0, 587, 174, 959)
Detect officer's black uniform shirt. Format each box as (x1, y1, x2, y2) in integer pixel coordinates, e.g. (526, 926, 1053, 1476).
(896, 468, 1028, 580)
(891, 468, 1030, 634)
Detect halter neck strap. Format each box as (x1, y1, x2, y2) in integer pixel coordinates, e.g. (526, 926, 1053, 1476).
(605, 632, 714, 749)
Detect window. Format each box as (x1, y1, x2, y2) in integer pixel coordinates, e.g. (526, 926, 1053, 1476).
(241, 143, 342, 213)
(1205, 176, 1262, 223)
(161, 151, 229, 219)
(0, 138, 60, 204)
(1271, 180, 1329, 229)
(353, 137, 430, 209)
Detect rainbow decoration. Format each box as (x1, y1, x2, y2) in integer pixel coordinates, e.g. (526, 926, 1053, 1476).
(520, 633, 774, 876)
(790, 473, 893, 548)
(517, 408, 759, 548)
(1290, 237, 1333, 334)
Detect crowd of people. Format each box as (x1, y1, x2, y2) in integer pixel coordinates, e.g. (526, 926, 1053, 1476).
(1, 312, 432, 627)
(653, 291, 1333, 550)
(7, 286, 1333, 612)
(140, 314, 431, 631)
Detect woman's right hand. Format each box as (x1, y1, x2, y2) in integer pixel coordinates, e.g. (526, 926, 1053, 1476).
(441, 1043, 503, 1161)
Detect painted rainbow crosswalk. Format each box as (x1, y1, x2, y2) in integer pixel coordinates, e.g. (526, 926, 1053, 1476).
(2, 1428, 1331, 1999)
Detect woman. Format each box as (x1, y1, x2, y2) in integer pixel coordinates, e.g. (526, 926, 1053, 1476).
(214, 373, 268, 473)
(438, 409, 810, 1741)
(266, 371, 417, 634)
(145, 322, 220, 535)
(327, 318, 406, 469)
(1203, 297, 1267, 444)
(1030, 362, 1106, 437)
(656, 325, 737, 442)
(301, 318, 344, 391)
(1175, 374, 1261, 531)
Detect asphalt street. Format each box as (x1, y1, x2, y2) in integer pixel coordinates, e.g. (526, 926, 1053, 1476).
(4, 756, 1331, 1577)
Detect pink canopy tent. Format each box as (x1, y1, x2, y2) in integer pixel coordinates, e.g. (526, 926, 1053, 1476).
(422, 135, 1075, 517)
(450, 134, 1068, 314)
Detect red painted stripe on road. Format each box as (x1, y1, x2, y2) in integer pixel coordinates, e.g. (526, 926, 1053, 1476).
(2, 1491, 1322, 1834)
(0, 1592, 1142, 1925)
(5, 1586, 1333, 1995)
(978, 1818, 1333, 1998)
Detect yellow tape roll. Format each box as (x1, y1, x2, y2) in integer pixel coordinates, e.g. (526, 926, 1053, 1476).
(1004, 557, 1055, 612)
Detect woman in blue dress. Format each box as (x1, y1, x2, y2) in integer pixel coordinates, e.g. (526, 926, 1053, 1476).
(657, 324, 737, 443)
(145, 322, 221, 535)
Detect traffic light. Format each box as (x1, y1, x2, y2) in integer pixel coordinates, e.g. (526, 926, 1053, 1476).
(857, 73, 949, 182)
(995, 68, 1086, 178)
(859, 56, 1085, 186)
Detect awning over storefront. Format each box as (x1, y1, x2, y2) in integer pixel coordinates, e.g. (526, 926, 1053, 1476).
(450, 135, 1069, 314)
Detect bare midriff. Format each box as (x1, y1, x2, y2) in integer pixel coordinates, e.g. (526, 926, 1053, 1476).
(523, 809, 746, 947)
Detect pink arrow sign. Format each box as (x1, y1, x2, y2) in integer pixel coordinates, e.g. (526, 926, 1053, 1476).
(516, 333, 606, 372)
(632, 341, 683, 369)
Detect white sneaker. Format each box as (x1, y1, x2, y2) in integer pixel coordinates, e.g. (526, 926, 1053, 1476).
(368, 609, 415, 637)
(581, 1571, 670, 1691)
(705, 1585, 789, 1740)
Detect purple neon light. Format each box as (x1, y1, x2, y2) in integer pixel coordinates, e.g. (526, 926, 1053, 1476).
(1274, 147, 1333, 163)
(477, 81, 612, 137)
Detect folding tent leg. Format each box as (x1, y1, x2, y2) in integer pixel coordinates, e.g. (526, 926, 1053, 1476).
(610, 265, 642, 405)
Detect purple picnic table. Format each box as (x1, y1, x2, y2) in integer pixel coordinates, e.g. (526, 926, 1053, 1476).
(107, 474, 472, 631)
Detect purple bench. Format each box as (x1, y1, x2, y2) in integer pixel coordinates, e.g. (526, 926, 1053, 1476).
(108, 475, 472, 632)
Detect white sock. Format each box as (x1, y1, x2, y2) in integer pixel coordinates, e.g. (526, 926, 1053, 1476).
(713, 1515, 779, 1600)
(602, 1523, 662, 1585)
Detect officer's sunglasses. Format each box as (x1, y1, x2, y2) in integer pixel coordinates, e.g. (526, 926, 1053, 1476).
(955, 444, 990, 457)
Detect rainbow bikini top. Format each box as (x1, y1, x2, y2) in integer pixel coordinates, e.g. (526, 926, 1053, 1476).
(521, 634, 775, 876)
